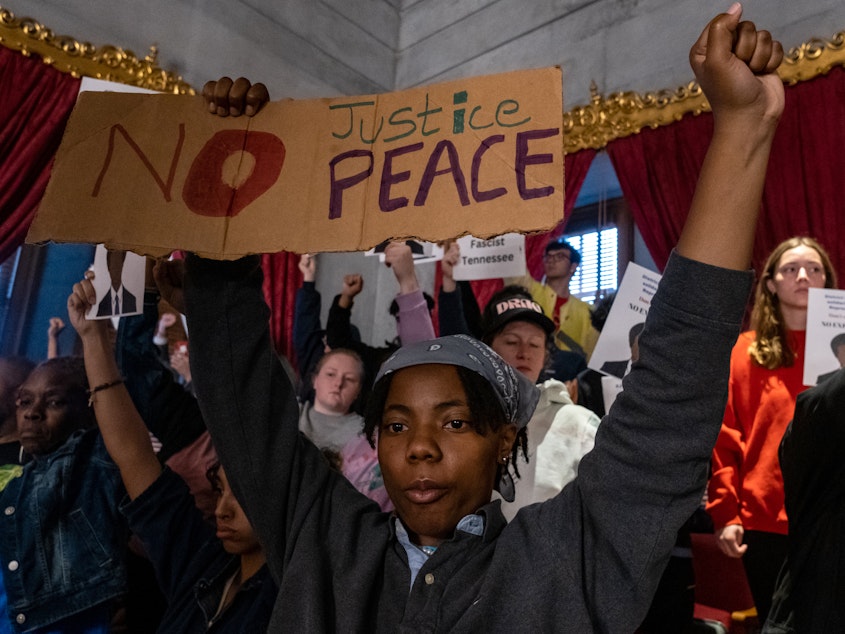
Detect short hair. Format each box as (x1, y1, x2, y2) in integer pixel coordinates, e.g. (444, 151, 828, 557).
(831, 333, 845, 355)
(313, 348, 365, 382)
(33, 356, 90, 392)
(544, 237, 581, 266)
(25, 356, 95, 430)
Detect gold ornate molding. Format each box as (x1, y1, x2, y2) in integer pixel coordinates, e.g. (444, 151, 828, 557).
(779, 30, 845, 84)
(0, 6, 194, 94)
(564, 30, 845, 154)
(1, 7, 841, 146)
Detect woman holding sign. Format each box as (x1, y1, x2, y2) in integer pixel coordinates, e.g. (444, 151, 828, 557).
(182, 7, 783, 631)
(707, 236, 836, 623)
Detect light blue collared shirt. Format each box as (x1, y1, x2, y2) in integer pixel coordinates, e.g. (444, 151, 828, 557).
(394, 514, 485, 590)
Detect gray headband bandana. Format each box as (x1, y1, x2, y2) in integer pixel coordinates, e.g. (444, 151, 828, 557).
(375, 334, 540, 428)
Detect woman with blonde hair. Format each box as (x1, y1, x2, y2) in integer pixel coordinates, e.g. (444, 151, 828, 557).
(708, 235, 836, 624)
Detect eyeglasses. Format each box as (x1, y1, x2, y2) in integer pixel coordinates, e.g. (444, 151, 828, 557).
(543, 252, 571, 263)
(775, 263, 826, 279)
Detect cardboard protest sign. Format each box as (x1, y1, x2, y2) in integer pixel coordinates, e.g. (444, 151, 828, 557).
(452, 233, 526, 281)
(804, 288, 845, 386)
(589, 262, 660, 378)
(86, 245, 145, 320)
(27, 68, 564, 260)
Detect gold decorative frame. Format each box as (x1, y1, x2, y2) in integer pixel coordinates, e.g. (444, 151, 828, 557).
(0, 7, 842, 149)
(564, 30, 845, 153)
(0, 6, 193, 94)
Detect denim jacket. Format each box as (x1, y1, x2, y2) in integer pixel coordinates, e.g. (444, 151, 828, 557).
(0, 428, 127, 632)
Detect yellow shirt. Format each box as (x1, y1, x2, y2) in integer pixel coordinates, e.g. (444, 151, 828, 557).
(507, 275, 595, 358)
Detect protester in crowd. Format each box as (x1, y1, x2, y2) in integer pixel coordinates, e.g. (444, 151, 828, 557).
(169, 341, 192, 391)
(707, 235, 837, 624)
(0, 356, 128, 632)
(326, 240, 436, 391)
(764, 368, 845, 633)
(292, 252, 332, 402)
(118, 266, 218, 518)
(298, 348, 365, 452)
(480, 285, 600, 517)
(177, 8, 783, 629)
(67, 272, 277, 633)
(436, 240, 485, 340)
(507, 238, 594, 358)
(439, 266, 600, 518)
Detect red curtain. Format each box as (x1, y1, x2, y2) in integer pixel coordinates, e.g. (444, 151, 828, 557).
(261, 252, 300, 361)
(448, 148, 598, 319)
(0, 47, 81, 264)
(607, 66, 845, 279)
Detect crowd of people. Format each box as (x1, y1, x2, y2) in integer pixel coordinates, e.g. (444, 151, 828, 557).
(0, 5, 838, 633)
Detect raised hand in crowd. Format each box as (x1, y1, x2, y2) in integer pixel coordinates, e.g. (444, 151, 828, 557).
(440, 240, 460, 293)
(202, 76, 269, 117)
(383, 241, 419, 294)
(298, 253, 316, 283)
(338, 273, 363, 309)
(46, 316, 65, 359)
(155, 311, 178, 340)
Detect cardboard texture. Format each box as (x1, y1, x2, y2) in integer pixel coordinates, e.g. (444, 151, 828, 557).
(27, 68, 564, 259)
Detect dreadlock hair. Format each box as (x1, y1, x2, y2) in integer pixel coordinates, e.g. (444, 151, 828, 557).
(363, 365, 529, 484)
(749, 237, 837, 369)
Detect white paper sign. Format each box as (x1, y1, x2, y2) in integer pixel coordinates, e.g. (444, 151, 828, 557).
(452, 233, 526, 281)
(86, 244, 145, 320)
(589, 262, 660, 377)
(364, 239, 444, 264)
(601, 375, 624, 413)
(804, 287, 845, 386)
(80, 77, 158, 95)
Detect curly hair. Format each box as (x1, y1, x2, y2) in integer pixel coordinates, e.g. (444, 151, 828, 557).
(363, 365, 529, 484)
(749, 237, 837, 369)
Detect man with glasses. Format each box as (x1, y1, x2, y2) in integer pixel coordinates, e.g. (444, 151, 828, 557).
(509, 238, 595, 360)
